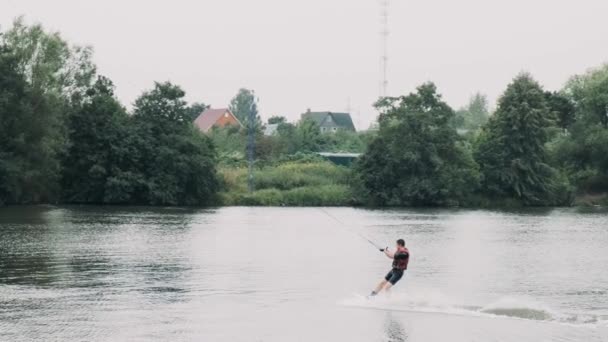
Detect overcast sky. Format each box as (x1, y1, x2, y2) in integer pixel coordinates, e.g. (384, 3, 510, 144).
(1, 0, 607, 129)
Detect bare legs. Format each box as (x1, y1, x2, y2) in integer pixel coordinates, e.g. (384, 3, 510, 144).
(371, 280, 393, 296)
(383, 282, 393, 294)
(373, 280, 388, 294)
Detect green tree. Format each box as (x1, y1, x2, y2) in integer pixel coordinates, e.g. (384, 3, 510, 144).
(130, 82, 219, 205)
(186, 102, 208, 121)
(209, 125, 247, 164)
(454, 93, 489, 130)
(0, 19, 95, 204)
(475, 73, 566, 205)
(545, 91, 575, 130)
(550, 64, 608, 193)
(268, 116, 287, 125)
(276, 122, 299, 155)
(356, 83, 479, 206)
(566, 63, 608, 128)
(229, 88, 261, 129)
(133, 82, 191, 126)
(61, 76, 128, 203)
(3, 17, 95, 102)
(0, 42, 29, 204)
(296, 118, 324, 153)
(324, 130, 368, 153)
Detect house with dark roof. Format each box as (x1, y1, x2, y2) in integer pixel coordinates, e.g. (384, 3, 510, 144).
(194, 108, 243, 133)
(300, 110, 356, 133)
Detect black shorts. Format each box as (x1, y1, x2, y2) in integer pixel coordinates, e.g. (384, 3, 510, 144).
(384, 269, 405, 285)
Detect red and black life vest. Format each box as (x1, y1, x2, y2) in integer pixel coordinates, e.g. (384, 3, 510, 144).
(392, 247, 410, 270)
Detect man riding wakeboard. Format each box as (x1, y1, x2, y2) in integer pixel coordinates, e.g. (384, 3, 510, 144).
(369, 239, 409, 297)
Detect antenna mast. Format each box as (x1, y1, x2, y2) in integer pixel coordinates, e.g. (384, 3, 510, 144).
(379, 0, 390, 98)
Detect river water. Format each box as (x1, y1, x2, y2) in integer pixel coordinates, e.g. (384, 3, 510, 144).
(0, 206, 607, 341)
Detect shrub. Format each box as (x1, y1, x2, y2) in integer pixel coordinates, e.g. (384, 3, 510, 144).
(221, 185, 352, 206)
(281, 185, 352, 206)
(218, 161, 353, 206)
(253, 162, 350, 190)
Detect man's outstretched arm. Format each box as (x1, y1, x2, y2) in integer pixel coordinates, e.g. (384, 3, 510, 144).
(383, 248, 395, 259)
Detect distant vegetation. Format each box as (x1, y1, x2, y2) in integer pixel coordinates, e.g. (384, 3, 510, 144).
(1, 19, 608, 207)
(219, 158, 353, 206)
(209, 121, 371, 166)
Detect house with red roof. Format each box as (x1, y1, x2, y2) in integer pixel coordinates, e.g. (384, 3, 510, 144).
(193, 108, 243, 133)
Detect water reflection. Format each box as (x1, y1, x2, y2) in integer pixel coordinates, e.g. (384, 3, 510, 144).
(0, 253, 58, 286)
(0, 206, 606, 342)
(384, 313, 408, 342)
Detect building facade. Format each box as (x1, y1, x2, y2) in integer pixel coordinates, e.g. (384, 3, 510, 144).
(300, 110, 356, 133)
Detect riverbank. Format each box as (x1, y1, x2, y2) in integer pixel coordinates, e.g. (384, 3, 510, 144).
(216, 160, 607, 209)
(1, 156, 605, 209)
(0, 196, 606, 210)
(218, 160, 355, 206)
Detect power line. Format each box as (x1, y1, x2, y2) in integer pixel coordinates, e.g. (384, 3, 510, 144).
(319, 208, 381, 250)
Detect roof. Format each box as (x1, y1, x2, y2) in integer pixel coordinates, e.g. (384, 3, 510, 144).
(317, 152, 361, 158)
(300, 111, 356, 131)
(193, 108, 241, 132)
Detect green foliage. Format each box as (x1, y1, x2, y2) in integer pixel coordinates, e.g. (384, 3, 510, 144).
(295, 118, 325, 152)
(356, 83, 480, 206)
(280, 185, 352, 206)
(123, 82, 219, 205)
(224, 185, 352, 206)
(253, 161, 350, 190)
(545, 91, 575, 130)
(3, 17, 96, 101)
(273, 152, 326, 164)
(323, 129, 370, 153)
(61, 76, 128, 203)
(211, 118, 371, 165)
(279, 117, 368, 154)
(0, 42, 30, 204)
(454, 93, 490, 130)
(229, 88, 261, 130)
(549, 65, 608, 194)
(209, 126, 247, 165)
(208, 115, 369, 166)
(267, 116, 286, 124)
(58, 79, 219, 206)
(566, 63, 608, 127)
(0, 19, 95, 204)
(273, 122, 300, 155)
(4, 18, 608, 208)
(475, 73, 570, 205)
(133, 82, 191, 126)
(219, 161, 353, 206)
(186, 102, 208, 121)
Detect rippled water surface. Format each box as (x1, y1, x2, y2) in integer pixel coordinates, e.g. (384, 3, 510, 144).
(1, 206, 607, 341)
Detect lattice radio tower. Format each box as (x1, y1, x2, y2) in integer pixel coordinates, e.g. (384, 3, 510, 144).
(379, 0, 390, 98)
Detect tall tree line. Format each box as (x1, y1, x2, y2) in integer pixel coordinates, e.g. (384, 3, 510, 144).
(356, 69, 607, 207)
(0, 19, 218, 206)
(2, 19, 608, 207)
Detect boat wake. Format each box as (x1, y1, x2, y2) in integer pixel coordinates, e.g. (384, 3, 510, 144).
(340, 291, 606, 327)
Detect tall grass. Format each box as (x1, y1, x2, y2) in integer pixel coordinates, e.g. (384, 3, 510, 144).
(218, 161, 354, 206)
(253, 162, 349, 190)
